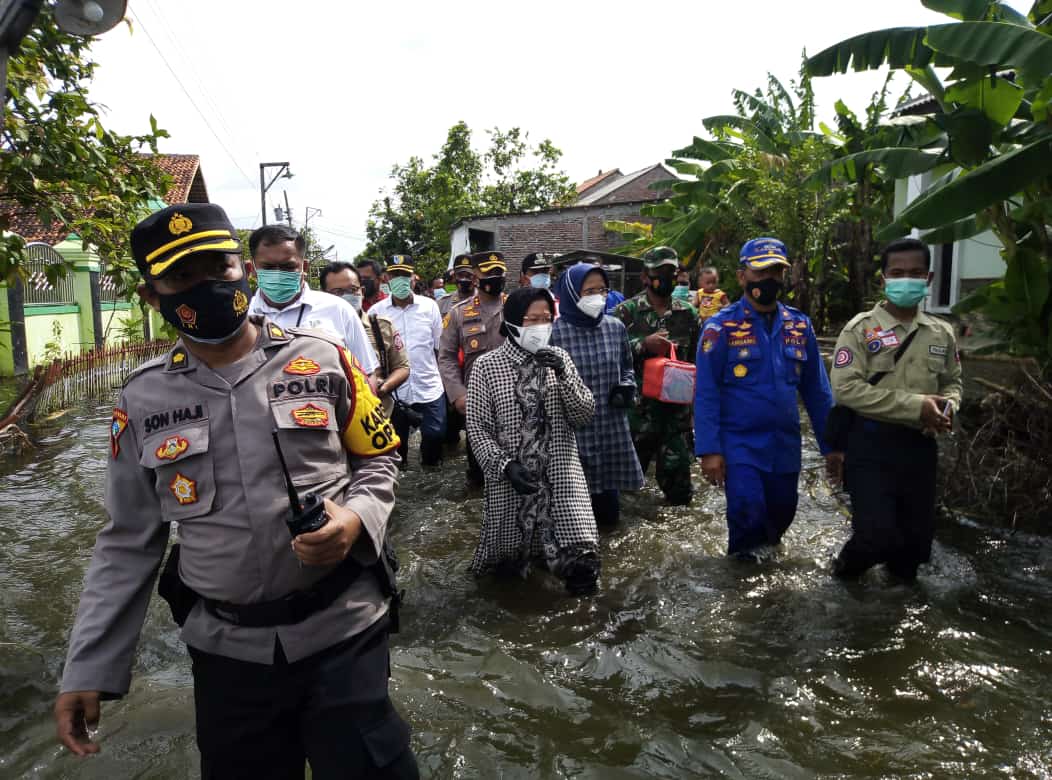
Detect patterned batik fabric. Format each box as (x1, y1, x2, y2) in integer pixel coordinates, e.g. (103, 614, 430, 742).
(465, 341, 599, 579)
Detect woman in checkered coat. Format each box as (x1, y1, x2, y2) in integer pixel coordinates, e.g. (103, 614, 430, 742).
(465, 287, 600, 594)
(552, 263, 645, 526)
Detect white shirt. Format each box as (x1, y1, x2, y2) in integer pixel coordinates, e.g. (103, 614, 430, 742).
(369, 294, 444, 404)
(249, 285, 379, 375)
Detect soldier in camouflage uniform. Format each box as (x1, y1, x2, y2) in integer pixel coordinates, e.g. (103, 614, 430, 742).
(614, 246, 700, 505)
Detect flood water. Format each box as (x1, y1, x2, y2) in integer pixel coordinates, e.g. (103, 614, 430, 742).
(1, 401, 1050, 778)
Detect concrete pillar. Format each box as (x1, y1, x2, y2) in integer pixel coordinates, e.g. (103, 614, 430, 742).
(0, 280, 28, 376)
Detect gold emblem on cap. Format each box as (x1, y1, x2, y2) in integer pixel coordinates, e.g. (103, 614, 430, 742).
(733, 363, 748, 378)
(489, 254, 498, 263)
(168, 213, 193, 236)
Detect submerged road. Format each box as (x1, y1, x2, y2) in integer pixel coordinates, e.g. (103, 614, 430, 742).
(1, 402, 1050, 778)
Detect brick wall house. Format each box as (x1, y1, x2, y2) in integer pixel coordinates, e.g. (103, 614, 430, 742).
(449, 163, 675, 283)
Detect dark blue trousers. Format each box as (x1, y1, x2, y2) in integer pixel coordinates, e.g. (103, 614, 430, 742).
(725, 464, 799, 555)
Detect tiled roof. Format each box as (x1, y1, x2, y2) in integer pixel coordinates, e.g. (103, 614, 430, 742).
(575, 163, 676, 206)
(576, 169, 621, 195)
(0, 154, 208, 244)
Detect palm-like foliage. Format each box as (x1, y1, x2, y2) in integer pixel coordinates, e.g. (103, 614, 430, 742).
(807, 0, 1052, 363)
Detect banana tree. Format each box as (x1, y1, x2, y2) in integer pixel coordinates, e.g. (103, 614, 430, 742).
(806, 0, 1052, 367)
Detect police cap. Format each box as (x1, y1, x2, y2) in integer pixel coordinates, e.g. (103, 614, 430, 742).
(131, 203, 241, 281)
(469, 251, 507, 276)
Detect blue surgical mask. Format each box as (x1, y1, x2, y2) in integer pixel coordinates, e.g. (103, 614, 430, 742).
(388, 276, 412, 300)
(672, 284, 690, 301)
(530, 273, 551, 289)
(255, 268, 303, 304)
(884, 278, 928, 308)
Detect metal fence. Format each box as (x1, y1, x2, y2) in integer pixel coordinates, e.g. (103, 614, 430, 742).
(23, 242, 76, 306)
(99, 268, 122, 302)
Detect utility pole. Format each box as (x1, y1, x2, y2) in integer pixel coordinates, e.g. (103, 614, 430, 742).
(258, 161, 292, 225)
(283, 191, 293, 228)
(304, 206, 322, 230)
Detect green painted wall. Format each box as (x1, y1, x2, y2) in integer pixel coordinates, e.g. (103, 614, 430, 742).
(24, 308, 83, 365)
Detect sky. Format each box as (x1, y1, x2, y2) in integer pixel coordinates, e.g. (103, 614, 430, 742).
(81, 0, 1026, 260)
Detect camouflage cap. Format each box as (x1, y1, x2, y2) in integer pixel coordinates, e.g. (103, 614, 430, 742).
(642, 245, 679, 270)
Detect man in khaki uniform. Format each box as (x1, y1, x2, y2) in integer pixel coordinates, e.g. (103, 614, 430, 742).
(439, 251, 507, 486)
(439, 253, 476, 317)
(53, 204, 418, 778)
(320, 261, 411, 417)
(829, 238, 963, 581)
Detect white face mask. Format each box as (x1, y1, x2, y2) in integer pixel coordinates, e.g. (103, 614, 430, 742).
(577, 294, 607, 319)
(341, 293, 363, 312)
(508, 322, 552, 354)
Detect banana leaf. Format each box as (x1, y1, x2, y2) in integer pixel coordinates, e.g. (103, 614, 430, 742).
(671, 137, 735, 163)
(701, 115, 778, 153)
(925, 22, 1052, 82)
(806, 27, 937, 75)
(808, 147, 942, 184)
(878, 135, 1052, 238)
(918, 215, 987, 243)
(921, 0, 993, 20)
(944, 75, 1025, 125)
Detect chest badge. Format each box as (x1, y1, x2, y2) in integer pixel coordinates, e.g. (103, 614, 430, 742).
(284, 356, 321, 376)
(155, 435, 189, 461)
(110, 408, 128, 459)
(291, 402, 330, 428)
(733, 363, 748, 378)
(169, 472, 198, 505)
(469, 337, 479, 349)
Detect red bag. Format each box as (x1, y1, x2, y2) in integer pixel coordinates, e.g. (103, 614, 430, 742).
(642, 343, 696, 405)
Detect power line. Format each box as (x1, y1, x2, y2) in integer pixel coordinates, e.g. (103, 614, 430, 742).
(128, 6, 256, 189)
(140, 0, 251, 167)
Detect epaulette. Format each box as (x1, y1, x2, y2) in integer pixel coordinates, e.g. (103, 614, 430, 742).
(121, 351, 169, 388)
(285, 326, 345, 348)
(843, 310, 874, 331)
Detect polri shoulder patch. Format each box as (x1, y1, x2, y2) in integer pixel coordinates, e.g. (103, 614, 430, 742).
(110, 408, 129, 458)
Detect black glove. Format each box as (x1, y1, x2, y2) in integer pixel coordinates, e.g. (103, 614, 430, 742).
(504, 460, 541, 495)
(608, 383, 635, 409)
(532, 348, 565, 375)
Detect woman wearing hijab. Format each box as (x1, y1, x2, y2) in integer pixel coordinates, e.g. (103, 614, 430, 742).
(465, 286, 600, 594)
(552, 263, 644, 526)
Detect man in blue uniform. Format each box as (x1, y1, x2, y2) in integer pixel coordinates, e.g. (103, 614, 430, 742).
(693, 237, 839, 558)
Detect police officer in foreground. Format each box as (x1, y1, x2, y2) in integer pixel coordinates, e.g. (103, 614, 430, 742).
(439, 251, 507, 487)
(694, 237, 836, 560)
(614, 245, 700, 505)
(830, 238, 962, 581)
(53, 204, 418, 779)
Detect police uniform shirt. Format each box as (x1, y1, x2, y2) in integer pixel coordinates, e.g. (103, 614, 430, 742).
(60, 319, 401, 697)
(831, 302, 963, 427)
(369, 293, 445, 406)
(438, 294, 505, 404)
(438, 290, 469, 317)
(361, 313, 411, 417)
(249, 285, 380, 376)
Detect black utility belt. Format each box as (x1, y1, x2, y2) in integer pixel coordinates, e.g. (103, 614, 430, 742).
(202, 555, 365, 628)
(158, 543, 402, 631)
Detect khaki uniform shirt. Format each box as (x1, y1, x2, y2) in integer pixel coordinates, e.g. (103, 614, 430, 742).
(438, 294, 505, 404)
(831, 303, 963, 429)
(438, 290, 471, 317)
(61, 318, 401, 697)
(362, 313, 410, 416)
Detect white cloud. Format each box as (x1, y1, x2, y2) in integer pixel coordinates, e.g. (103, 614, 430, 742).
(83, 0, 1028, 260)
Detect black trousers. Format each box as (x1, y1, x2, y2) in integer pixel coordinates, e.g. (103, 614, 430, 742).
(590, 490, 621, 526)
(465, 438, 483, 487)
(391, 399, 445, 467)
(189, 618, 418, 780)
(835, 418, 939, 581)
(445, 404, 465, 446)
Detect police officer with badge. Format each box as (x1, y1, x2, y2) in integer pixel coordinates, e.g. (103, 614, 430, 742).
(439, 253, 476, 317)
(439, 251, 507, 487)
(694, 237, 836, 559)
(830, 238, 962, 581)
(614, 246, 700, 505)
(53, 204, 418, 779)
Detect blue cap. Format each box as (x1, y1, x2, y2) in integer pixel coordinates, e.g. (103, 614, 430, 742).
(740, 237, 790, 270)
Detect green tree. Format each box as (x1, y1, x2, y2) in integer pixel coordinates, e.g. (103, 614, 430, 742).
(1, 13, 171, 294)
(807, 0, 1052, 368)
(362, 121, 576, 280)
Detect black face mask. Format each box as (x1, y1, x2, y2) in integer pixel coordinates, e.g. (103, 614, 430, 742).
(647, 274, 675, 298)
(157, 276, 252, 343)
(747, 277, 783, 306)
(362, 278, 378, 298)
(457, 279, 475, 296)
(478, 276, 505, 297)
